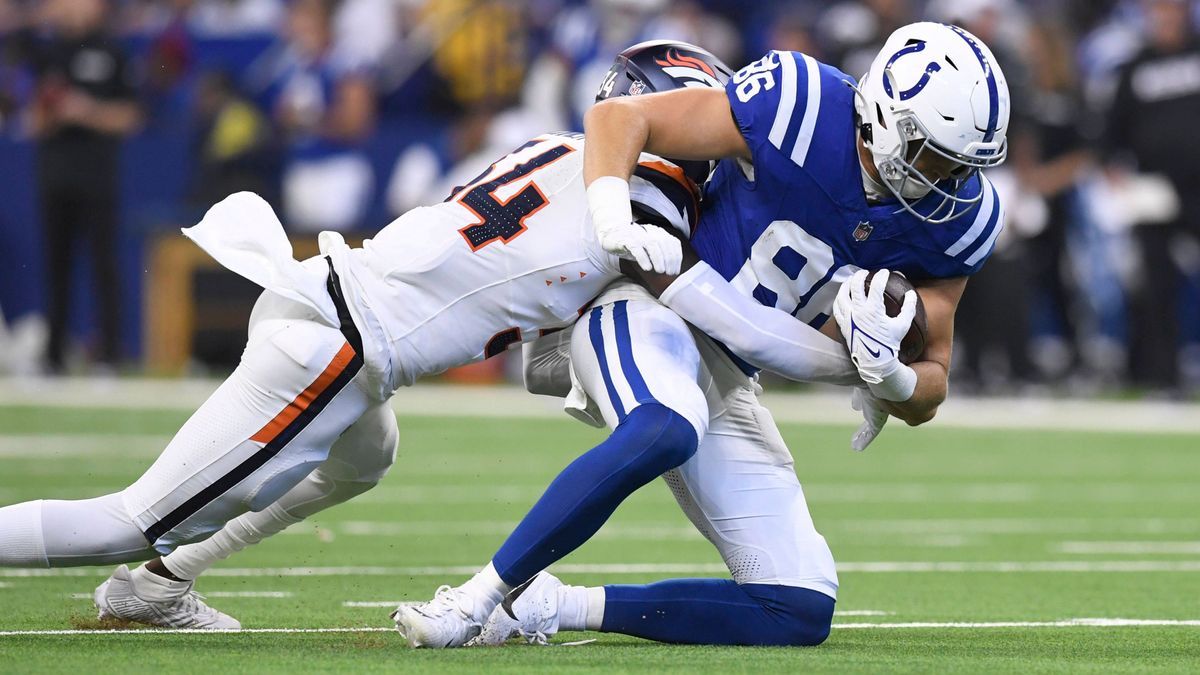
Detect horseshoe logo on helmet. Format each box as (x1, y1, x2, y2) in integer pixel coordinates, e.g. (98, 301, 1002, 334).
(882, 41, 942, 101)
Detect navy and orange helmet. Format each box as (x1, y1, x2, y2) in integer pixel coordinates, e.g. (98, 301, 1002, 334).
(595, 40, 734, 185)
(596, 39, 733, 102)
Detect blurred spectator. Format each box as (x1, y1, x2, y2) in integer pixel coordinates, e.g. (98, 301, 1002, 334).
(333, 0, 401, 70)
(386, 105, 541, 214)
(523, 0, 666, 131)
(425, 0, 528, 112)
(761, 7, 822, 57)
(28, 0, 140, 372)
(252, 0, 377, 232)
(1103, 0, 1200, 392)
(1015, 19, 1095, 379)
(816, 0, 913, 78)
(643, 0, 742, 65)
(140, 0, 195, 123)
(189, 0, 285, 36)
(0, 1, 36, 135)
(189, 70, 276, 208)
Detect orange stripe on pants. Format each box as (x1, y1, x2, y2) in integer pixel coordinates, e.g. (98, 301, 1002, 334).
(250, 342, 357, 444)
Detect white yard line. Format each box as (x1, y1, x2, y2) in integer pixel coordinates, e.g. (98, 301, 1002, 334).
(336, 520, 705, 540)
(9, 560, 1200, 579)
(1056, 541, 1200, 555)
(0, 627, 394, 636)
(835, 610, 893, 617)
(343, 601, 405, 608)
(834, 618, 1200, 629)
(3, 378, 1198, 434)
(837, 517, 1200, 535)
(68, 590, 293, 600)
(3, 618, 1199, 637)
(0, 435, 173, 458)
(204, 591, 294, 598)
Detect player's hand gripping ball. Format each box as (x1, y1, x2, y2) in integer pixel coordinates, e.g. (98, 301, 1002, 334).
(831, 270, 928, 364)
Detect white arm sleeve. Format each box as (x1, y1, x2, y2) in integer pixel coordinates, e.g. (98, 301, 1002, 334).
(660, 262, 861, 386)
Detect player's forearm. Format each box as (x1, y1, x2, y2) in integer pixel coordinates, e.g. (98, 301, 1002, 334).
(583, 98, 650, 185)
(879, 360, 947, 426)
(659, 262, 861, 385)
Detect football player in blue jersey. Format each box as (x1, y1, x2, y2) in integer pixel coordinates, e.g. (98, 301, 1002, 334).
(396, 24, 1009, 648)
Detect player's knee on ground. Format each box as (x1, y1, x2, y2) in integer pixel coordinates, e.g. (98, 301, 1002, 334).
(742, 583, 835, 646)
(619, 403, 699, 477)
(0, 494, 155, 567)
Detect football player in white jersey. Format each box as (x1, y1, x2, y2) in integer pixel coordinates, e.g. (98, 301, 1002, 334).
(397, 25, 1008, 648)
(0, 41, 869, 630)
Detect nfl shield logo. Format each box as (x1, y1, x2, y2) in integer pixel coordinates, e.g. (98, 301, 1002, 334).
(853, 221, 874, 242)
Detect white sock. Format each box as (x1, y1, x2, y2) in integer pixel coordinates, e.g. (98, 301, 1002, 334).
(585, 586, 606, 631)
(160, 468, 374, 580)
(130, 562, 191, 602)
(162, 501, 302, 580)
(0, 500, 49, 567)
(557, 585, 605, 631)
(460, 562, 512, 619)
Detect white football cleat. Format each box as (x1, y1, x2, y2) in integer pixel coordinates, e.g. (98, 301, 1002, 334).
(94, 564, 241, 630)
(391, 585, 488, 648)
(472, 572, 564, 646)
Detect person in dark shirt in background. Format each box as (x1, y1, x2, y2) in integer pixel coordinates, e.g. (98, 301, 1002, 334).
(1104, 0, 1200, 393)
(1016, 19, 1093, 381)
(29, 0, 140, 373)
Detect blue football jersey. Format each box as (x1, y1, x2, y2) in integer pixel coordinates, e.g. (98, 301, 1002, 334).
(692, 51, 1004, 331)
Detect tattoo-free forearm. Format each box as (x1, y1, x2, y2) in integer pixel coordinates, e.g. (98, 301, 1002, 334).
(880, 360, 948, 425)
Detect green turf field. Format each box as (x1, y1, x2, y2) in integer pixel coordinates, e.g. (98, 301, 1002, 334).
(1, 402, 1198, 673)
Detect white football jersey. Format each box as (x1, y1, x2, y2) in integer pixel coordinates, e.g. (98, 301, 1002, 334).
(337, 133, 698, 389)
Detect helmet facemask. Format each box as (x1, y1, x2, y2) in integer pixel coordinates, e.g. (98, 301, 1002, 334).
(872, 104, 997, 224)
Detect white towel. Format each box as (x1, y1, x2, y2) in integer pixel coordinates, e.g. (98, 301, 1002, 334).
(181, 192, 339, 328)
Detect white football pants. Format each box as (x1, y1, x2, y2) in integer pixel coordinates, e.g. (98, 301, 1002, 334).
(0, 291, 397, 567)
(566, 282, 838, 598)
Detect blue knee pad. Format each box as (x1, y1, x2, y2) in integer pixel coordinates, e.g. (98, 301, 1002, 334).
(742, 583, 835, 646)
(491, 402, 698, 585)
(613, 402, 699, 477)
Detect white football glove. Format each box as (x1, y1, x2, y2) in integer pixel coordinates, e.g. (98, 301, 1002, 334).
(833, 269, 918, 401)
(587, 175, 682, 275)
(850, 387, 889, 451)
(597, 221, 683, 275)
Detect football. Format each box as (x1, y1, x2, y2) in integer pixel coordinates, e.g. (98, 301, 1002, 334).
(869, 270, 928, 364)
(827, 270, 928, 364)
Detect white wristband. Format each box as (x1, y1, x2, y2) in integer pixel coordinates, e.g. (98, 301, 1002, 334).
(586, 176, 633, 235)
(867, 362, 918, 402)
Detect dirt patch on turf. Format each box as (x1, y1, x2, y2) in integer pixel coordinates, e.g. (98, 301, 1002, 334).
(69, 613, 144, 631)
(346, 632, 395, 651)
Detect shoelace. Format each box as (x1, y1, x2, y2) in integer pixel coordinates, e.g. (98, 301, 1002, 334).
(169, 591, 218, 619)
(417, 585, 473, 620)
(518, 629, 549, 646)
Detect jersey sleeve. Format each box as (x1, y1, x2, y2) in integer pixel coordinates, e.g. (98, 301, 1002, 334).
(726, 50, 827, 171)
(935, 174, 1005, 276)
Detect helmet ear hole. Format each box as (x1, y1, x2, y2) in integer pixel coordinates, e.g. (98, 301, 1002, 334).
(875, 103, 888, 129)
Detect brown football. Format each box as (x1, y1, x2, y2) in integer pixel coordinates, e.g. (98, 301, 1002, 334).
(825, 271, 928, 364)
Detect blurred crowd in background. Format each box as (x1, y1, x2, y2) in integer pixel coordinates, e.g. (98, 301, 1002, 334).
(1, 0, 1199, 398)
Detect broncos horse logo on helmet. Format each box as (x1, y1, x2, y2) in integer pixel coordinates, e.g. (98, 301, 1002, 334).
(596, 40, 735, 184)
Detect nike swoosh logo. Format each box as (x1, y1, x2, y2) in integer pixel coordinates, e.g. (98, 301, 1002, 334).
(850, 319, 890, 360)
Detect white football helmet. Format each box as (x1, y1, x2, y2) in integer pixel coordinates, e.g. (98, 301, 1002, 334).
(853, 22, 1010, 223)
